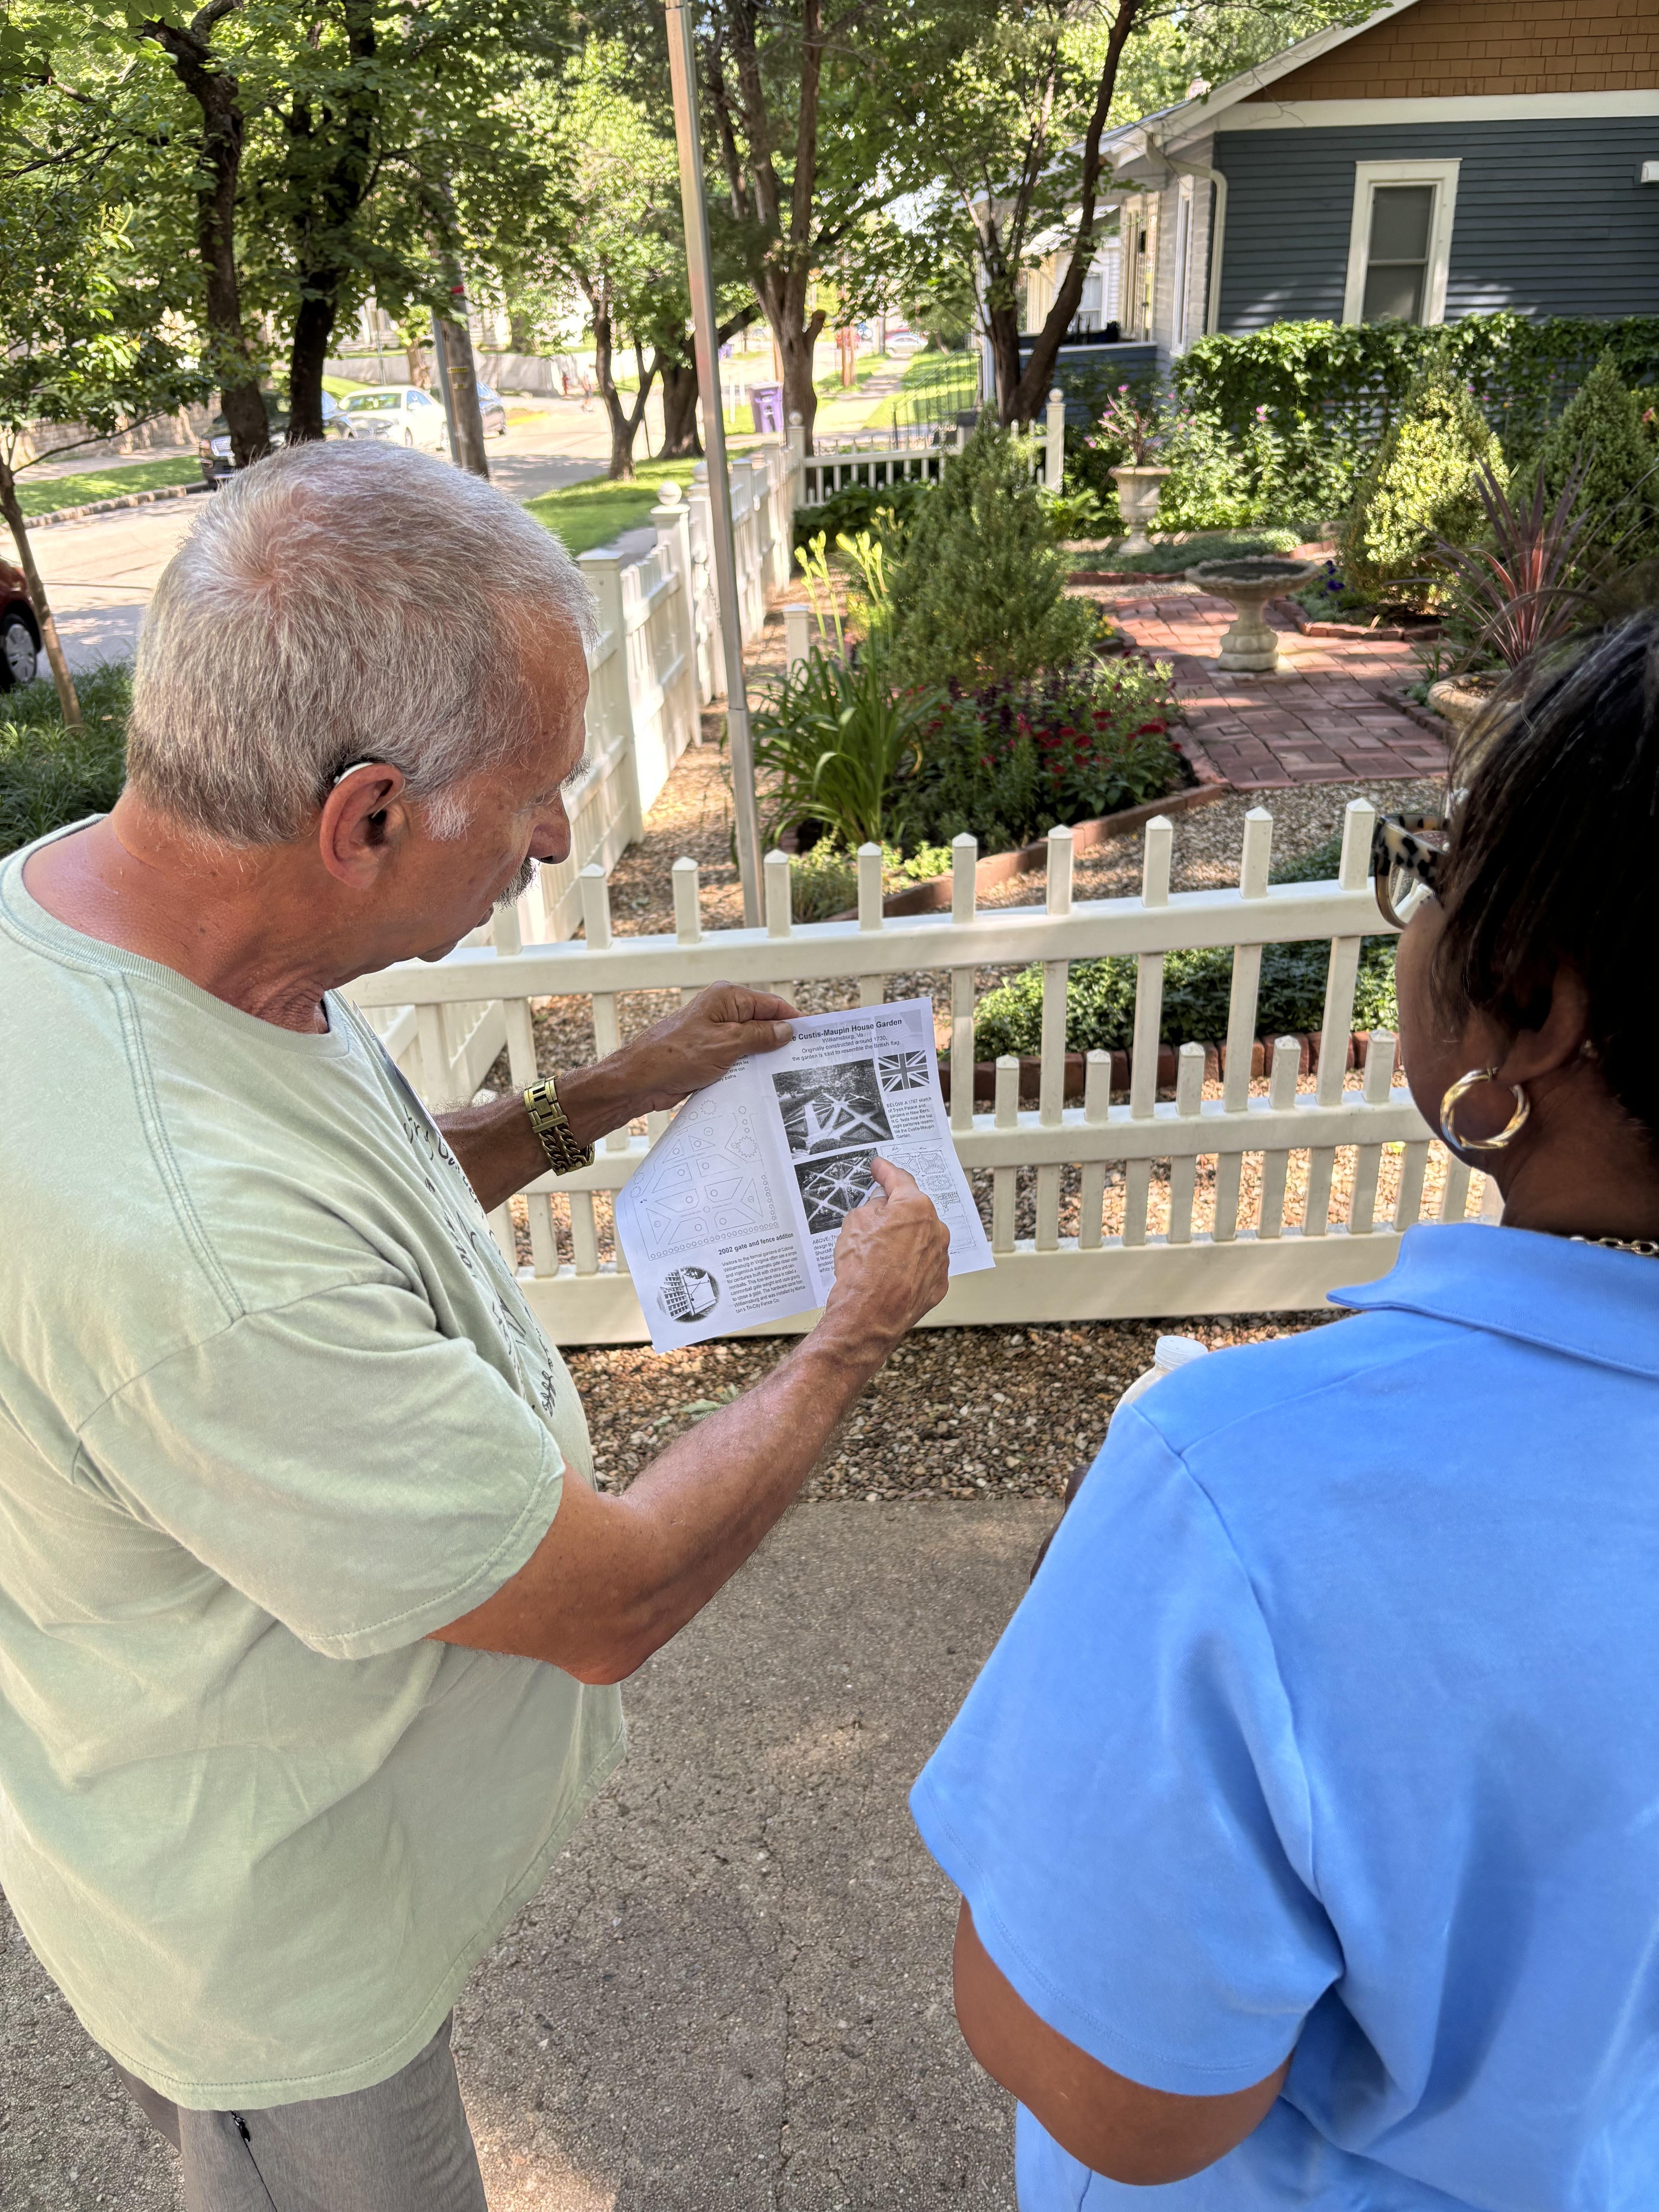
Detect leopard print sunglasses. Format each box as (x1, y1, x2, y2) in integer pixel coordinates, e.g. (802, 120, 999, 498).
(1372, 812, 1446, 929)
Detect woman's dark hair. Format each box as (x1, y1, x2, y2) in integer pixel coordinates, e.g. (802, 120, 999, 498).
(1436, 609, 1659, 1139)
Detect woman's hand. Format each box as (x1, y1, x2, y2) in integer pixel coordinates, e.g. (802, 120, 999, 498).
(558, 983, 797, 1142)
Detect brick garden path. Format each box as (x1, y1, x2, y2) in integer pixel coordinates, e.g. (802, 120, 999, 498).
(1106, 585, 1451, 791)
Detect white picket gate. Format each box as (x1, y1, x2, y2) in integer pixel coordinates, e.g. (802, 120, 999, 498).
(793, 390, 1067, 507)
(344, 797, 1490, 1344)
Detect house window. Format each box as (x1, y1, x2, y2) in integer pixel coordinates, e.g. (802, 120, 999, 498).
(1343, 159, 1460, 327)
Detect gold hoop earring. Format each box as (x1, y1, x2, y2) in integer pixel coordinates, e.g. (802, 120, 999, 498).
(1439, 1067, 1530, 1152)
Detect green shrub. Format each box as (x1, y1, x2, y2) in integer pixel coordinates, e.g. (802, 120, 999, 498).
(902, 657, 1182, 855)
(792, 477, 928, 553)
(884, 422, 1097, 690)
(1339, 354, 1504, 605)
(1533, 353, 1659, 564)
(0, 663, 131, 859)
(786, 837, 954, 922)
(972, 826, 1396, 1058)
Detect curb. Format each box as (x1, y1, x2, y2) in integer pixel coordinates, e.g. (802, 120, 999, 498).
(29, 481, 210, 531)
(937, 1028, 1403, 1108)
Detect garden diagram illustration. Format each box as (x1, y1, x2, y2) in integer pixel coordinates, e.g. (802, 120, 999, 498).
(878, 1050, 931, 1092)
(626, 1095, 776, 1258)
(794, 1149, 880, 1235)
(771, 1060, 893, 1158)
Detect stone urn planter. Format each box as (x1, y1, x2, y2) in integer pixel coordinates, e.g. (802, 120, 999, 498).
(1186, 555, 1324, 674)
(1109, 465, 1171, 554)
(1427, 674, 1497, 739)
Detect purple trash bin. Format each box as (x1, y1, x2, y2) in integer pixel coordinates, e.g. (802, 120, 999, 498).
(749, 382, 785, 435)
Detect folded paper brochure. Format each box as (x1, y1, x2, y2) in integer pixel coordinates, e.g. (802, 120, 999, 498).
(615, 997, 994, 1352)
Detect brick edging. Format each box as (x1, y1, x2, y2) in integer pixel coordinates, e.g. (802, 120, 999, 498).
(1272, 596, 1443, 644)
(30, 481, 209, 531)
(1391, 688, 1453, 741)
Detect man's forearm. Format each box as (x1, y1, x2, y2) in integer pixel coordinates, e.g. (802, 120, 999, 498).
(438, 1065, 634, 1216)
(431, 1314, 885, 1681)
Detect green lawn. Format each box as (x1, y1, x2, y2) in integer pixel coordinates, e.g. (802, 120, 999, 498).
(524, 458, 700, 559)
(865, 350, 977, 429)
(17, 456, 201, 518)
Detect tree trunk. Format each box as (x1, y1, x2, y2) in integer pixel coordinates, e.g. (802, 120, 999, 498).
(1005, 0, 1144, 426)
(143, 14, 270, 471)
(659, 359, 702, 458)
(0, 460, 81, 729)
(286, 290, 337, 443)
(438, 306, 491, 479)
(405, 340, 431, 388)
(768, 304, 825, 449)
(985, 299, 1026, 425)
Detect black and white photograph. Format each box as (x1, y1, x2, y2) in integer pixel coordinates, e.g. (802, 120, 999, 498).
(656, 1266, 721, 1325)
(793, 1149, 879, 1236)
(772, 1059, 893, 1158)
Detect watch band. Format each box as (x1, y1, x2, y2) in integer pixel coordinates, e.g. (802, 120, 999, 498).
(522, 1077, 595, 1176)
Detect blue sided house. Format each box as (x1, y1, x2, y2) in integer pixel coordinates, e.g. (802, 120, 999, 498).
(1027, 0, 1659, 381)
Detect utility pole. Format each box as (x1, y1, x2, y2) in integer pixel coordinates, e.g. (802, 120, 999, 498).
(664, 0, 763, 929)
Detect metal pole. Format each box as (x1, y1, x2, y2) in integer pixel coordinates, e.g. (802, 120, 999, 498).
(664, 0, 763, 928)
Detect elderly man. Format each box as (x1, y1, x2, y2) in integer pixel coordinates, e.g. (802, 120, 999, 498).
(0, 441, 947, 2209)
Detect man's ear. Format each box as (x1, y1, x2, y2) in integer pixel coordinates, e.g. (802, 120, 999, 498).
(319, 764, 409, 889)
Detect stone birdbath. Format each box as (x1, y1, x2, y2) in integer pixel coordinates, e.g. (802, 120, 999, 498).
(1185, 555, 1324, 674)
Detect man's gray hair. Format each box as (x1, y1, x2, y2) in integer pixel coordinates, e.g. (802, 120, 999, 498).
(125, 439, 598, 845)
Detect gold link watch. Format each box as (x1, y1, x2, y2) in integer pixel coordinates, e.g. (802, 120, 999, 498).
(522, 1077, 594, 1176)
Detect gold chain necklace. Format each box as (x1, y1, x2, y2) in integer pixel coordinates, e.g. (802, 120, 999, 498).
(1570, 1235, 1659, 1257)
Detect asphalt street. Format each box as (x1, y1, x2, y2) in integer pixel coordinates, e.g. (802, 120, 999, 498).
(31, 399, 621, 674)
(2, 1501, 1048, 2211)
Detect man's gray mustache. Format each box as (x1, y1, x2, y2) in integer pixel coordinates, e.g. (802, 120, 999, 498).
(497, 856, 538, 910)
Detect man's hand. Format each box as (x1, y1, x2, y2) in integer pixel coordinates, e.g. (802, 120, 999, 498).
(557, 983, 797, 1143)
(820, 1157, 951, 1365)
(438, 982, 795, 1213)
(430, 1159, 950, 1684)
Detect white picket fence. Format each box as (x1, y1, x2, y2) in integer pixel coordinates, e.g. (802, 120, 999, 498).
(344, 797, 1491, 1342)
(793, 389, 1066, 507)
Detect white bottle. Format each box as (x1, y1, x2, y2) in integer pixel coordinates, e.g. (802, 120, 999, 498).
(1111, 1333, 1209, 1424)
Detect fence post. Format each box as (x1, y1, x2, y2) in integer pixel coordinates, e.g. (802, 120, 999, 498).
(686, 463, 725, 701)
(576, 549, 644, 845)
(767, 443, 793, 592)
(784, 602, 811, 672)
(787, 409, 807, 513)
(1045, 388, 1065, 490)
(651, 480, 701, 751)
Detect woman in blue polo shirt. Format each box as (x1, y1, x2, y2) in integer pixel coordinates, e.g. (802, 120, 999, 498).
(912, 610, 1659, 2209)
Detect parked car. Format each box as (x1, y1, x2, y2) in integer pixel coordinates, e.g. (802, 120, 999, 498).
(0, 560, 40, 690)
(884, 329, 926, 357)
(474, 381, 509, 438)
(338, 385, 451, 453)
(197, 392, 345, 485)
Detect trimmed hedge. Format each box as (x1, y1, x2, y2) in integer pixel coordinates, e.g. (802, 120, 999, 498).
(1171, 315, 1659, 508)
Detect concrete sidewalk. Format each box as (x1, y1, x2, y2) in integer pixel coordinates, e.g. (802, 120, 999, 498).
(3, 1503, 1049, 2210)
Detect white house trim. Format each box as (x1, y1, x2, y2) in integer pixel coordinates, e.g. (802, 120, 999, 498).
(1213, 90, 1659, 134)
(1342, 157, 1461, 326)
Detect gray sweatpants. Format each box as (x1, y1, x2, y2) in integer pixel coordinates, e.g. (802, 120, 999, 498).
(114, 2015, 488, 2212)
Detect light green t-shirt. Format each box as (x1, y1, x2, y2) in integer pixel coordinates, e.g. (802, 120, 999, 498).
(0, 825, 624, 2110)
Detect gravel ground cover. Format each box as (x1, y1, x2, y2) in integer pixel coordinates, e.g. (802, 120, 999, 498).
(568, 1310, 1343, 1505)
